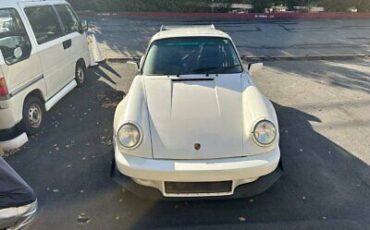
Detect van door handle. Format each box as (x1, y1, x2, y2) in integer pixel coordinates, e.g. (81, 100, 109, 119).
(63, 39, 72, 49)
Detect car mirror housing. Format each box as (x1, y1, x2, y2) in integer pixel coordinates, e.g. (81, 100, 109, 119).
(81, 20, 89, 33)
(248, 63, 264, 75)
(127, 60, 140, 70)
(0, 49, 5, 65)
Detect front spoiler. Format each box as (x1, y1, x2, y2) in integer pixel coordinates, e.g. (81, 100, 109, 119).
(111, 160, 283, 200)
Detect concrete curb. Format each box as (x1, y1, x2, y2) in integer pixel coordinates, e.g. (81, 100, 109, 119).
(241, 54, 370, 62)
(104, 54, 369, 63)
(80, 12, 370, 20)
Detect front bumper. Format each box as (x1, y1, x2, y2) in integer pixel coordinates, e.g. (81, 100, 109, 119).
(0, 121, 24, 142)
(112, 160, 283, 199)
(113, 147, 282, 198)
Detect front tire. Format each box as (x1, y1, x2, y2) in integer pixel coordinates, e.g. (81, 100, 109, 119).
(22, 96, 44, 135)
(75, 61, 86, 87)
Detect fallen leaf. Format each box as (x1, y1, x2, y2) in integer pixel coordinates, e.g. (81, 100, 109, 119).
(238, 217, 246, 222)
(77, 213, 91, 225)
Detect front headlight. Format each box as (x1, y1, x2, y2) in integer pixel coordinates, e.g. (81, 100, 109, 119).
(117, 123, 142, 149)
(253, 120, 277, 146)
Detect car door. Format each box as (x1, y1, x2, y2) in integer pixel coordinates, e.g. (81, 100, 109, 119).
(20, 2, 70, 98)
(53, 4, 85, 80)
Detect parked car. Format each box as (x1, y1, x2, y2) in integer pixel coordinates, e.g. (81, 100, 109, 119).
(0, 0, 90, 150)
(0, 156, 37, 230)
(112, 25, 283, 199)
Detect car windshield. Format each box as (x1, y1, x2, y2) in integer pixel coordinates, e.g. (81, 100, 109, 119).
(142, 37, 243, 76)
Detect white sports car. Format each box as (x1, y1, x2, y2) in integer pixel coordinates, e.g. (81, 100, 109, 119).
(112, 25, 282, 199)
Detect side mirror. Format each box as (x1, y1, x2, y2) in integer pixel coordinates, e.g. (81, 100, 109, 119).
(248, 63, 264, 75)
(127, 56, 144, 70)
(0, 50, 5, 65)
(127, 60, 140, 70)
(81, 20, 88, 32)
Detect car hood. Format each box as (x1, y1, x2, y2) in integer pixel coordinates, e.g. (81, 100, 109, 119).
(144, 74, 247, 160)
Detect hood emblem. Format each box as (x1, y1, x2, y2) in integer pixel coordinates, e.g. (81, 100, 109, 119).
(194, 143, 201, 151)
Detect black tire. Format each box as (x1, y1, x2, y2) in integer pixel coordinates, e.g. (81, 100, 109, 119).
(75, 61, 86, 87)
(22, 96, 45, 135)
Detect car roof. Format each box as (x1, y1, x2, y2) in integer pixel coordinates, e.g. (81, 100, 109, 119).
(150, 25, 232, 43)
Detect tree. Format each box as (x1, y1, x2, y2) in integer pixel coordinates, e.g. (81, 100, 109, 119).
(251, 0, 273, 12)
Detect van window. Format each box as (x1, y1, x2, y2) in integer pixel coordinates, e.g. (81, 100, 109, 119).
(25, 6, 63, 44)
(0, 9, 32, 65)
(55, 5, 80, 34)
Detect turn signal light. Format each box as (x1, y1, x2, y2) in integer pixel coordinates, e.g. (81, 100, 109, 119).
(0, 77, 9, 97)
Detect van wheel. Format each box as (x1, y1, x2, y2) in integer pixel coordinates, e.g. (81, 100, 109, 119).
(75, 62, 86, 87)
(23, 96, 44, 135)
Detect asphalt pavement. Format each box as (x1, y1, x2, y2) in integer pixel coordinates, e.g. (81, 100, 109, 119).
(3, 17, 370, 229)
(89, 17, 370, 59)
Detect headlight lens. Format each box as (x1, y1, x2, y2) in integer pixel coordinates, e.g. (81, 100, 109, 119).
(117, 123, 141, 149)
(253, 120, 276, 146)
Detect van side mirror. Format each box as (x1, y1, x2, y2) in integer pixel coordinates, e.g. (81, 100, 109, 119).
(0, 50, 5, 65)
(248, 63, 264, 75)
(81, 20, 89, 32)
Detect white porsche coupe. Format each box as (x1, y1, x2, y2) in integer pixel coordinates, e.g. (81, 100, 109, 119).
(112, 25, 283, 199)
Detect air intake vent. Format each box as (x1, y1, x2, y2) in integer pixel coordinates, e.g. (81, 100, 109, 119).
(165, 181, 232, 194)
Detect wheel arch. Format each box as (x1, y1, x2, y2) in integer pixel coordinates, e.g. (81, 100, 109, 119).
(76, 58, 87, 69)
(25, 89, 46, 104)
(21, 89, 46, 119)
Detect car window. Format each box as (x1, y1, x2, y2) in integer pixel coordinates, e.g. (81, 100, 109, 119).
(24, 6, 63, 44)
(54, 4, 80, 34)
(142, 37, 243, 76)
(0, 8, 32, 65)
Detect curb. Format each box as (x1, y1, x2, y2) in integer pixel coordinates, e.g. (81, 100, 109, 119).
(241, 54, 370, 62)
(80, 12, 370, 20)
(105, 54, 369, 63)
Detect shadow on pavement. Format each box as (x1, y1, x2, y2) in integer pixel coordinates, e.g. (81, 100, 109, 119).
(127, 103, 370, 229)
(4, 65, 370, 230)
(266, 60, 370, 93)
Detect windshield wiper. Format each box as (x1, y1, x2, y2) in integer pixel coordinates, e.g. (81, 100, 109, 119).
(192, 67, 219, 74)
(192, 65, 242, 75)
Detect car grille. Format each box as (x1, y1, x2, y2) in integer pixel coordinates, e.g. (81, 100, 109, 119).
(164, 181, 233, 194)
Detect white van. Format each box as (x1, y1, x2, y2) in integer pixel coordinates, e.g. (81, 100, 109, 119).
(0, 0, 90, 150)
